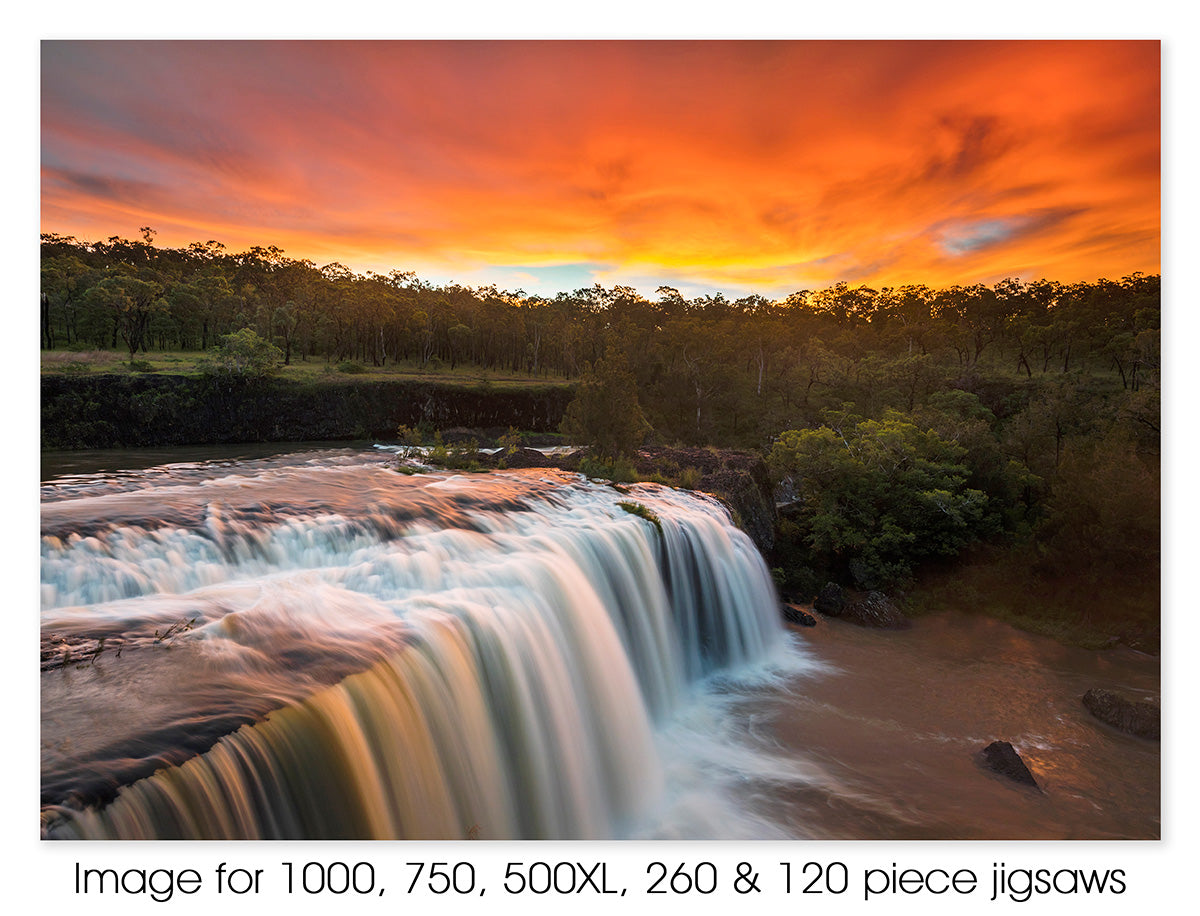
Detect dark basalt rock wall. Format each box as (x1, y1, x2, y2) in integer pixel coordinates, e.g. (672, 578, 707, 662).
(631, 447, 777, 553)
(42, 374, 574, 449)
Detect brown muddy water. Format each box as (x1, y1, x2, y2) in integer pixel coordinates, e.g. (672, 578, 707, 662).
(743, 612, 1160, 839)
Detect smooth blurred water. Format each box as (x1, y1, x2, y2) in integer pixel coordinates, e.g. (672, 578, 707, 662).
(41, 448, 819, 839)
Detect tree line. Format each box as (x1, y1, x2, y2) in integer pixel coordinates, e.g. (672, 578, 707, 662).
(41, 230, 1159, 446)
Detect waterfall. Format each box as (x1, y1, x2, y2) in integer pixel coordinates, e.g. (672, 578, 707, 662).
(40, 459, 786, 840)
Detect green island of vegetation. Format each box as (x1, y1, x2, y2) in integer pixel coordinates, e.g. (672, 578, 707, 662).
(41, 231, 1159, 651)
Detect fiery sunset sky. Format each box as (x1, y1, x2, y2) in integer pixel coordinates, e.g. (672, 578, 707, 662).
(41, 40, 1160, 298)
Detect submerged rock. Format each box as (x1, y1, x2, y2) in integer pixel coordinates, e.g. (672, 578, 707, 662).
(1082, 688, 1160, 740)
(978, 740, 1039, 789)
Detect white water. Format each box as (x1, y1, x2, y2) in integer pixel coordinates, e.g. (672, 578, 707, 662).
(41, 449, 830, 839)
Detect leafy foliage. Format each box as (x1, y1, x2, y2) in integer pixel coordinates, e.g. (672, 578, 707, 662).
(618, 501, 662, 532)
(578, 455, 639, 483)
(560, 347, 650, 459)
(769, 411, 991, 589)
(1037, 432, 1160, 588)
(198, 328, 283, 380)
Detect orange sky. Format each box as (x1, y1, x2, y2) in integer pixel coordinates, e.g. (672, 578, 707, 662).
(40, 40, 1160, 298)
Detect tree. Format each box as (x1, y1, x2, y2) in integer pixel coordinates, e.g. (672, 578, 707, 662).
(1036, 432, 1159, 601)
(560, 346, 650, 459)
(769, 411, 989, 589)
(82, 271, 167, 360)
(199, 328, 283, 380)
(41, 255, 94, 349)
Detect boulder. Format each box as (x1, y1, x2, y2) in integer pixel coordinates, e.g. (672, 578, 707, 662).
(814, 584, 909, 629)
(781, 604, 817, 627)
(440, 426, 487, 444)
(499, 447, 556, 469)
(812, 582, 847, 616)
(1082, 688, 1160, 740)
(978, 740, 1039, 789)
(844, 590, 911, 629)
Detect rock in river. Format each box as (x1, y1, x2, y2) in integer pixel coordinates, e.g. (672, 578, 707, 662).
(978, 740, 1040, 789)
(1082, 688, 1160, 740)
(813, 583, 910, 629)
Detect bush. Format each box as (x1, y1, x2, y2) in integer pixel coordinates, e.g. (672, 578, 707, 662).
(579, 454, 638, 483)
(394, 424, 424, 459)
(424, 433, 485, 471)
(561, 347, 650, 459)
(498, 426, 522, 457)
(769, 410, 990, 589)
(198, 328, 283, 380)
(337, 360, 367, 374)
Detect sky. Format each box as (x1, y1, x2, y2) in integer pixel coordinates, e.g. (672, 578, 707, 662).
(41, 40, 1160, 299)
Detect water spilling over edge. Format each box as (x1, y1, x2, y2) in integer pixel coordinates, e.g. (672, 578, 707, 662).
(41, 451, 829, 839)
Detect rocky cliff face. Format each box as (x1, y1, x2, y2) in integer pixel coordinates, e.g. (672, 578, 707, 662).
(630, 447, 776, 553)
(42, 375, 574, 449)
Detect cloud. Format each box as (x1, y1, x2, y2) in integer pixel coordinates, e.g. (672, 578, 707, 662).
(938, 218, 1023, 256)
(40, 40, 1160, 296)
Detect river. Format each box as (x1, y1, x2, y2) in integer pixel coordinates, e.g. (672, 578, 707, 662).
(39, 445, 1159, 840)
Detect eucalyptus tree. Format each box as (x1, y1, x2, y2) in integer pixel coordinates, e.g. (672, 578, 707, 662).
(82, 270, 168, 360)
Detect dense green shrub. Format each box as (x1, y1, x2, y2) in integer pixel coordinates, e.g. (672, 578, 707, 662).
(560, 347, 649, 459)
(579, 454, 639, 483)
(198, 328, 283, 380)
(769, 410, 990, 589)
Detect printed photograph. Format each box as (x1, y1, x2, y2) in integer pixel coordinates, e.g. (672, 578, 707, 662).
(40, 39, 1160, 840)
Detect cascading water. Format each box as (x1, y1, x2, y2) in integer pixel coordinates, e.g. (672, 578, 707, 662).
(40, 449, 813, 840)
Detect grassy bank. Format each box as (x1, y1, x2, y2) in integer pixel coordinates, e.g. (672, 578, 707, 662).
(41, 348, 572, 391)
(903, 544, 1160, 653)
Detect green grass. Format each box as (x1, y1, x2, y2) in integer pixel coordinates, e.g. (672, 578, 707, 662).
(41, 349, 573, 390)
(618, 501, 662, 532)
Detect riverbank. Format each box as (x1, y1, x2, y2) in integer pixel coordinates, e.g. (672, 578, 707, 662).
(902, 543, 1161, 655)
(456, 444, 1159, 655)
